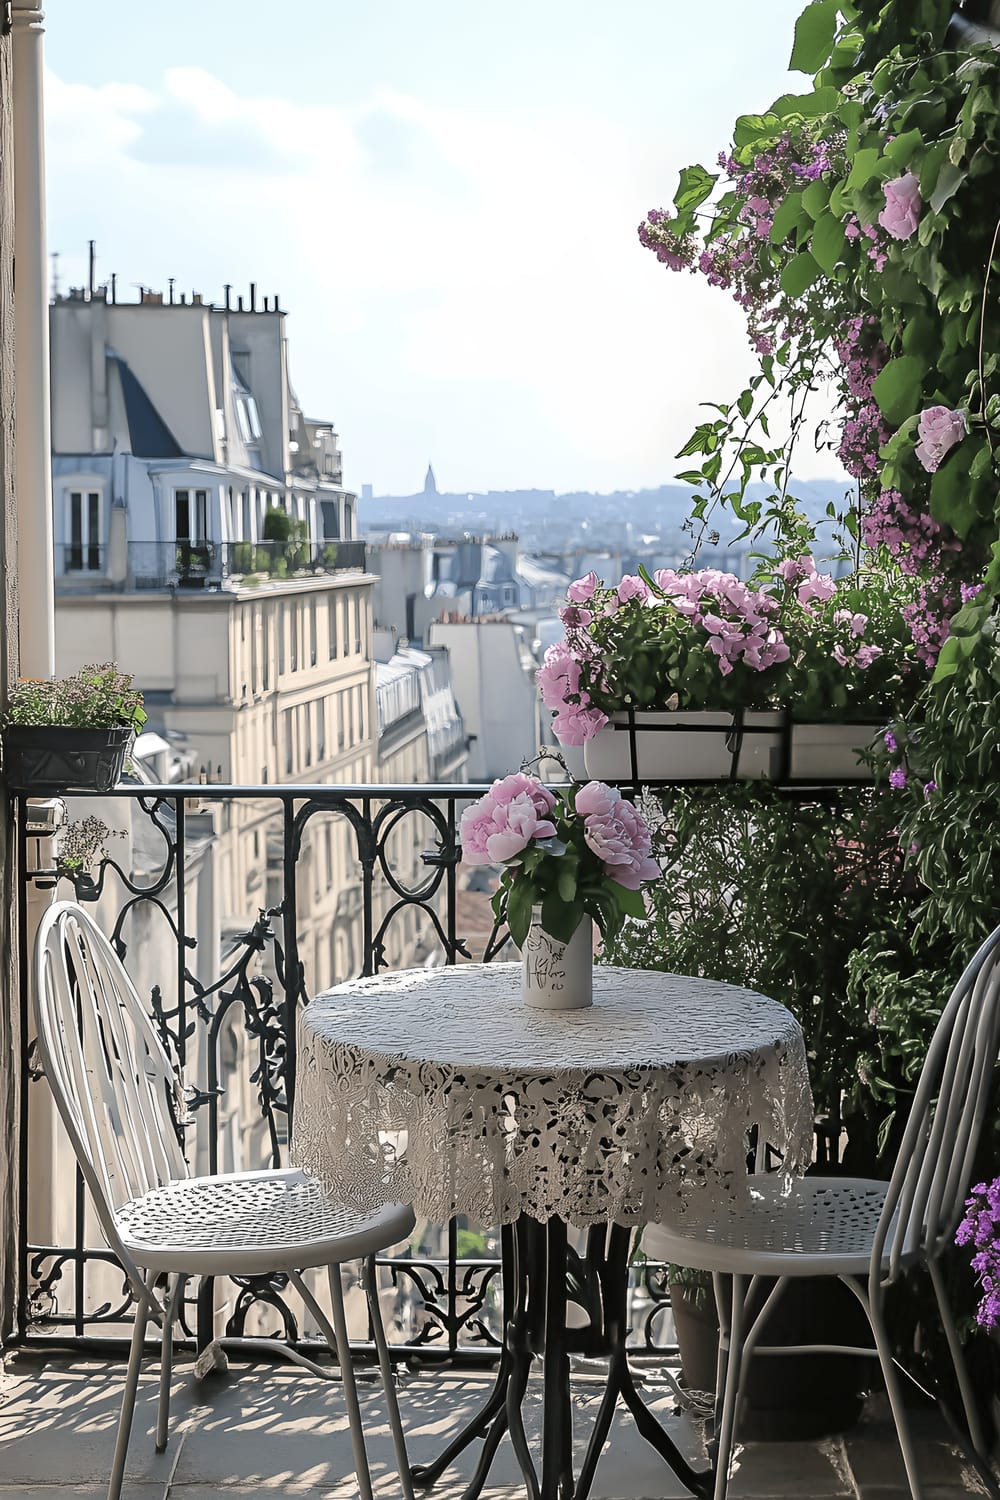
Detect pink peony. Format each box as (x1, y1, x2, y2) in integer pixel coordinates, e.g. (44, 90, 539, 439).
(575, 781, 661, 890)
(915, 405, 966, 474)
(551, 704, 608, 746)
(460, 787, 557, 866)
(878, 172, 921, 241)
(489, 772, 556, 817)
(567, 571, 599, 603)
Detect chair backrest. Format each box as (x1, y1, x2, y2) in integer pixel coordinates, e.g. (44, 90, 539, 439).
(33, 901, 189, 1272)
(876, 922, 1000, 1283)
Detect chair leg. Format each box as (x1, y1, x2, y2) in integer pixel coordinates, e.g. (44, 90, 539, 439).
(862, 1285, 925, 1500)
(328, 1263, 376, 1500)
(108, 1279, 153, 1500)
(928, 1258, 988, 1457)
(156, 1274, 186, 1454)
(712, 1273, 748, 1500)
(364, 1254, 415, 1500)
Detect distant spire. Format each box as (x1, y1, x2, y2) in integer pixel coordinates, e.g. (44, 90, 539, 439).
(424, 462, 438, 496)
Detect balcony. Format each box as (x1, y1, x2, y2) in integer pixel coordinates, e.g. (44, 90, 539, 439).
(7, 782, 992, 1500)
(54, 541, 368, 594)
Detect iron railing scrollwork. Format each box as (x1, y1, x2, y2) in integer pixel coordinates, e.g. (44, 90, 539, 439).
(15, 780, 677, 1365)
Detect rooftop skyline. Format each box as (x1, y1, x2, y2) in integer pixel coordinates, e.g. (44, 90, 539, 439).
(42, 0, 845, 496)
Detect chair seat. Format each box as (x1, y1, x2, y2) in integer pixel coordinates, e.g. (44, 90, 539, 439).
(645, 1176, 904, 1277)
(115, 1168, 415, 1276)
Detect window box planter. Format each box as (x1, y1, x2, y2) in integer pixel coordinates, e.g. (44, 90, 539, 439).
(3, 724, 134, 792)
(582, 710, 785, 783)
(787, 721, 883, 783)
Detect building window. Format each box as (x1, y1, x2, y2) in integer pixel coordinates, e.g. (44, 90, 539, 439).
(289, 603, 298, 672)
(354, 594, 362, 653)
(321, 500, 339, 540)
(66, 489, 102, 571)
(309, 600, 317, 666)
(337, 691, 345, 750)
(175, 487, 209, 543)
(303, 704, 312, 768)
(316, 700, 325, 762)
(328, 599, 338, 658)
(284, 709, 294, 776)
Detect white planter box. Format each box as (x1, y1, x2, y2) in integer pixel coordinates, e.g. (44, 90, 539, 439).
(788, 723, 880, 782)
(582, 710, 784, 783)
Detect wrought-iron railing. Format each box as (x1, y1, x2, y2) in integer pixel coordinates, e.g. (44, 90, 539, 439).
(123, 539, 367, 590)
(14, 781, 680, 1365)
(219, 539, 366, 578)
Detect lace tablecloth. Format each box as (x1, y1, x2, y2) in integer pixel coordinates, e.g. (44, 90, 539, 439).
(293, 963, 814, 1230)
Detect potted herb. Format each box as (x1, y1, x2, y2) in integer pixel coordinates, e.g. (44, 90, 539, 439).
(3, 662, 146, 791)
(49, 814, 125, 900)
(459, 771, 660, 1009)
(539, 561, 917, 783)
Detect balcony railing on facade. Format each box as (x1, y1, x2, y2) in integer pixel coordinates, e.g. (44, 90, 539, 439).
(13, 778, 695, 1370)
(54, 539, 367, 592)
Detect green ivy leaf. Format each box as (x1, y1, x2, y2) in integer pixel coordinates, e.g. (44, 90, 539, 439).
(770, 190, 805, 244)
(788, 0, 840, 73)
(929, 440, 978, 538)
(870, 354, 925, 426)
(883, 128, 923, 166)
(733, 112, 783, 148)
(780, 250, 821, 297)
(771, 85, 841, 118)
(929, 160, 966, 214)
(674, 164, 718, 214)
(846, 146, 880, 189)
(801, 178, 831, 219)
(810, 211, 847, 274)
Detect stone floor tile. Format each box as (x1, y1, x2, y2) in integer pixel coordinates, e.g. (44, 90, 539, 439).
(725, 1436, 853, 1497)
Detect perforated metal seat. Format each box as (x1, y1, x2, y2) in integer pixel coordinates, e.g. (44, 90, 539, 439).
(33, 901, 415, 1500)
(649, 1177, 895, 1276)
(644, 923, 1000, 1500)
(117, 1168, 414, 1276)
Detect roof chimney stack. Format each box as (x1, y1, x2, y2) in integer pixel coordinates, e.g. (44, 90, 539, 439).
(249, 282, 257, 312)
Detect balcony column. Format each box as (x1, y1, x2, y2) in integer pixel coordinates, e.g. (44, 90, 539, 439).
(11, 0, 55, 676)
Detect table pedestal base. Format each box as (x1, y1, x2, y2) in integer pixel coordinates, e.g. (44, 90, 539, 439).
(409, 1217, 712, 1500)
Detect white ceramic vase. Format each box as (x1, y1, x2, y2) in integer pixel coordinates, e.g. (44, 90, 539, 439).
(520, 907, 593, 1010)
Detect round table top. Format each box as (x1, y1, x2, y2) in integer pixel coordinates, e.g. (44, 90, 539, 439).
(294, 962, 814, 1229)
(300, 962, 804, 1076)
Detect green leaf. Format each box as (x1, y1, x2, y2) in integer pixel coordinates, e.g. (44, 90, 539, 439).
(884, 128, 923, 166)
(810, 211, 847, 274)
(780, 250, 821, 297)
(609, 883, 648, 920)
(929, 160, 965, 214)
(733, 112, 782, 148)
(801, 178, 831, 219)
(788, 0, 839, 73)
(507, 879, 534, 948)
(557, 867, 577, 903)
(846, 146, 880, 189)
(870, 354, 925, 426)
(929, 440, 978, 538)
(770, 190, 805, 244)
(541, 890, 583, 944)
(771, 85, 840, 119)
(674, 164, 717, 214)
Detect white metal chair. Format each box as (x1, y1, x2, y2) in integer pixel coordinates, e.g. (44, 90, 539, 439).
(645, 922, 1000, 1500)
(33, 900, 416, 1500)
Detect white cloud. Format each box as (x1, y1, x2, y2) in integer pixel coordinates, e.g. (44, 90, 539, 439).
(43, 63, 843, 493)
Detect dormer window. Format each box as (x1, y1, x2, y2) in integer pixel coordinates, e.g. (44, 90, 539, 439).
(64, 485, 103, 572)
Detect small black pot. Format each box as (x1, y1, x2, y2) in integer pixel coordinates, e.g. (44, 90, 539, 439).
(3, 725, 134, 791)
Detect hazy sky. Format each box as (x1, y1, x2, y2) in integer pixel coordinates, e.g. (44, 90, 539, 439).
(41, 0, 836, 496)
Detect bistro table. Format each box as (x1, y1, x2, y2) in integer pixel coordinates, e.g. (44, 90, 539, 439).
(293, 963, 814, 1500)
